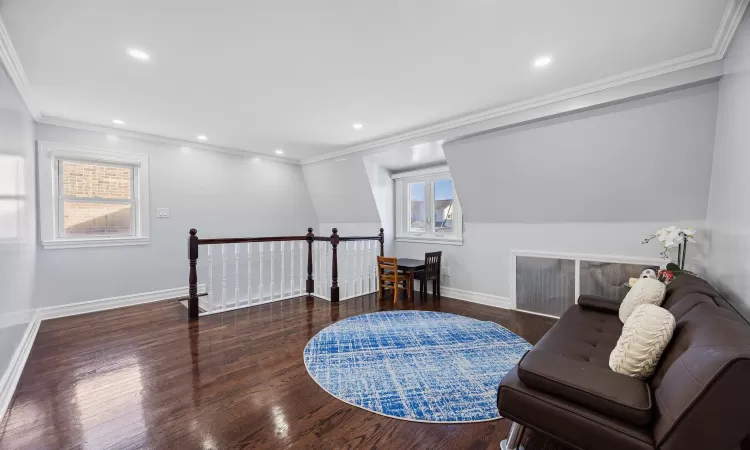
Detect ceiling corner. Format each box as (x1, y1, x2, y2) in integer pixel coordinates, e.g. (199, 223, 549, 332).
(0, 13, 41, 119)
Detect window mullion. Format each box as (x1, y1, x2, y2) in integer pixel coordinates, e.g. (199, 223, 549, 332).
(426, 180, 434, 235)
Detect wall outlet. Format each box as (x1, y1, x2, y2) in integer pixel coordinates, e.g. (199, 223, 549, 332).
(441, 266, 450, 277)
(156, 208, 170, 218)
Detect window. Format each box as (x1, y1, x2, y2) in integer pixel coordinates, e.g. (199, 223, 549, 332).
(393, 166, 463, 245)
(37, 141, 150, 249)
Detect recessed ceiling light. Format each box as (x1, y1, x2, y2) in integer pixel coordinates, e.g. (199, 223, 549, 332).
(275, 149, 284, 155)
(196, 134, 208, 141)
(533, 55, 553, 68)
(352, 123, 363, 130)
(112, 119, 125, 125)
(127, 48, 150, 61)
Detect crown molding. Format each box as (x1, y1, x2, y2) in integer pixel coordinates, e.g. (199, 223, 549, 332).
(302, 0, 749, 165)
(0, 13, 41, 119)
(714, 0, 749, 58)
(36, 116, 298, 164)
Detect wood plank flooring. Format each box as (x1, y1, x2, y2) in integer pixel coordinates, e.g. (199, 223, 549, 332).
(0, 293, 558, 450)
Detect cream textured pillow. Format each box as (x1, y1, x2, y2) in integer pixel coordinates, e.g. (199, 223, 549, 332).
(609, 304, 676, 379)
(619, 278, 666, 323)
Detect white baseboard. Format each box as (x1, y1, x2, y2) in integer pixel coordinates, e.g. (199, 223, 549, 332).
(414, 280, 512, 309)
(37, 284, 206, 320)
(0, 311, 40, 423)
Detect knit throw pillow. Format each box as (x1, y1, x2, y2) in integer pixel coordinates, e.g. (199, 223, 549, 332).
(609, 304, 676, 379)
(619, 278, 666, 323)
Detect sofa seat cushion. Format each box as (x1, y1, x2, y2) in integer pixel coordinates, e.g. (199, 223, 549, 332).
(533, 304, 623, 369)
(498, 367, 654, 450)
(519, 346, 652, 426)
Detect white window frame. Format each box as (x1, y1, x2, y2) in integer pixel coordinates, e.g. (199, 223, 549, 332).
(393, 166, 463, 245)
(37, 141, 150, 249)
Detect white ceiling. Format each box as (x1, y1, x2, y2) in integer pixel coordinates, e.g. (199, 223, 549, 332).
(364, 141, 446, 172)
(0, 0, 733, 160)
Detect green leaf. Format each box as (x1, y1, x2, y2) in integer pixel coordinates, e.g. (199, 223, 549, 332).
(666, 263, 681, 271)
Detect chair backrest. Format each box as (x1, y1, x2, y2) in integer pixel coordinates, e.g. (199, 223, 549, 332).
(377, 256, 397, 280)
(424, 251, 442, 280)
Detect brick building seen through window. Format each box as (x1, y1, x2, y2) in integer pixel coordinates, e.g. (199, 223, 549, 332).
(60, 161, 135, 237)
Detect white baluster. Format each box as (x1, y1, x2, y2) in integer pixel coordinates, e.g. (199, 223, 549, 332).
(359, 241, 365, 294)
(324, 241, 329, 297)
(221, 244, 227, 310)
(247, 242, 253, 306)
(366, 241, 371, 293)
(234, 244, 240, 307)
(344, 241, 349, 299)
(270, 241, 275, 300)
(299, 241, 304, 295)
(259, 242, 264, 303)
(207, 245, 213, 312)
(290, 241, 294, 296)
(281, 241, 286, 299)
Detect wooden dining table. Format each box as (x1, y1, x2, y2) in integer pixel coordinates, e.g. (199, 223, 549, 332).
(395, 258, 425, 293)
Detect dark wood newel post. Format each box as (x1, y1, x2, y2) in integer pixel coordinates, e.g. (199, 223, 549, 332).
(330, 228, 340, 302)
(306, 227, 315, 296)
(188, 228, 199, 320)
(378, 228, 385, 256)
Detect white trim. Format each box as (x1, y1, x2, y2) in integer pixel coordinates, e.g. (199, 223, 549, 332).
(37, 284, 205, 320)
(510, 250, 663, 266)
(396, 237, 463, 246)
(391, 165, 450, 180)
(414, 281, 512, 310)
(41, 236, 150, 250)
(0, 311, 40, 423)
(713, 0, 750, 58)
(36, 116, 296, 164)
(37, 141, 151, 249)
(0, 14, 41, 119)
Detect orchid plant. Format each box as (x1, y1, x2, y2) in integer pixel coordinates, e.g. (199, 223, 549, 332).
(642, 226, 696, 271)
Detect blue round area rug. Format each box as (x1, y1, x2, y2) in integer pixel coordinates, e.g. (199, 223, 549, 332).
(303, 310, 531, 423)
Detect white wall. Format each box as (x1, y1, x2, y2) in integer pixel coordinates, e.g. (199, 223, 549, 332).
(444, 83, 719, 223)
(397, 84, 719, 301)
(32, 124, 319, 308)
(706, 13, 750, 313)
(0, 64, 36, 380)
(302, 157, 380, 223)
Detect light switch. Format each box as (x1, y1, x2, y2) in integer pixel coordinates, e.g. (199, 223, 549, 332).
(156, 208, 170, 218)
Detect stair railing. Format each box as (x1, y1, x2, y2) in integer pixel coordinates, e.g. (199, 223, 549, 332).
(187, 227, 384, 319)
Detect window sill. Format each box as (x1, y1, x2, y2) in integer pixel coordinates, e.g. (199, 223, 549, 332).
(396, 236, 463, 246)
(42, 236, 150, 250)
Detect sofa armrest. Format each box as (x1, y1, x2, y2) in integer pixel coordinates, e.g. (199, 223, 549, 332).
(577, 294, 621, 313)
(517, 350, 652, 426)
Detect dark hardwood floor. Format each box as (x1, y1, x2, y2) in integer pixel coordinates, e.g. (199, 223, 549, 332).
(0, 293, 558, 450)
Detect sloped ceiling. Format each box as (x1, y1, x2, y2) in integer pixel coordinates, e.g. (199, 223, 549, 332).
(445, 82, 720, 223)
(302, 157, 380, 224)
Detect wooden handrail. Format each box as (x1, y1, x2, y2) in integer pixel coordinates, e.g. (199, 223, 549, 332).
(187, 227, 385, 319)
(197, 236, 308, 245)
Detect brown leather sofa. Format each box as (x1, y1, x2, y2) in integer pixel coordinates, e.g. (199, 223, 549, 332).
(497, 275, 750, 450)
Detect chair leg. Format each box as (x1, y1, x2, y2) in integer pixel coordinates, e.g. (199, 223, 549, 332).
(432, 279, 437, 298)
(500, 422, 526, 450)
(394, 281, 399, 305)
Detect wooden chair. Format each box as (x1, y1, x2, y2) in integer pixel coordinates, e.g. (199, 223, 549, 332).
(416, 251, 442, 299)
(377, 256, 412, 304)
